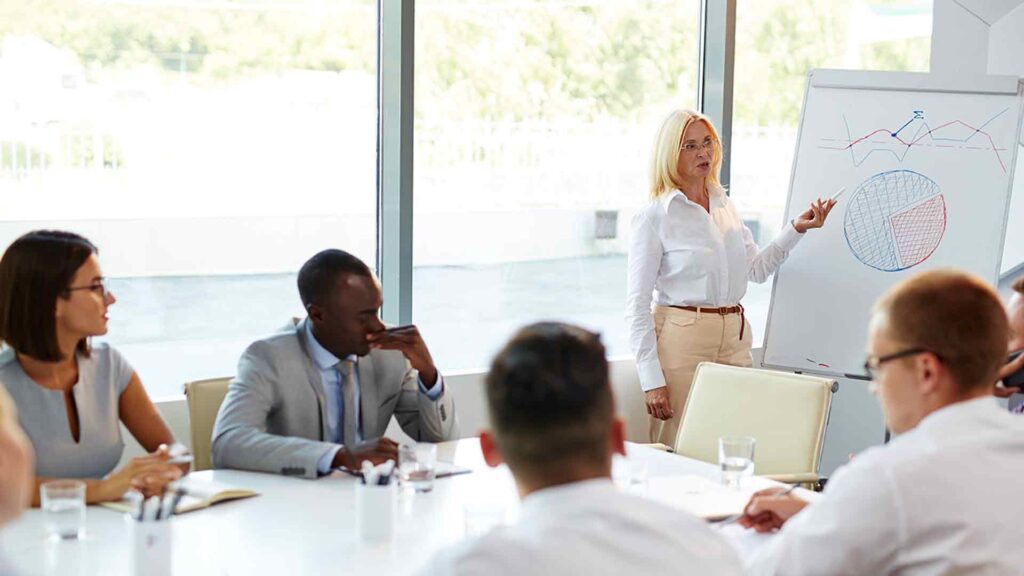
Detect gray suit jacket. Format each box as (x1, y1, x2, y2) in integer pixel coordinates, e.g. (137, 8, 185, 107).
(211, 319, 457, 478)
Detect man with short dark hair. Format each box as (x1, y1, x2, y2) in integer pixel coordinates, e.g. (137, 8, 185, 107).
(740, 269, 1024, 575)
(417, 322, 742, 576)
(212, 249, 456, 478)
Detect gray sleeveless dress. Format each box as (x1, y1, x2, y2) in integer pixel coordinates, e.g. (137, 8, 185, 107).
(0, 344, 134, 479)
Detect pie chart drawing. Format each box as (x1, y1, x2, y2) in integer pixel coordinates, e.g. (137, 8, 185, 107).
(843, 170, 947, 272)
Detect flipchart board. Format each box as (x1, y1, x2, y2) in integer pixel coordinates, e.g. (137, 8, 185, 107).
(762, 69, 1024, 379)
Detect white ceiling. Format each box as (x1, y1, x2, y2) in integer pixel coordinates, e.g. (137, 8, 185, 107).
(954, 0, 1024, 26)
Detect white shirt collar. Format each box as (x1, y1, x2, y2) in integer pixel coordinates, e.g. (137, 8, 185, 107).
(303, 320, 357, 371)
(659, 183, 726, 213)
(519, 477, 616, 520)
(913, 395, 1001, 433)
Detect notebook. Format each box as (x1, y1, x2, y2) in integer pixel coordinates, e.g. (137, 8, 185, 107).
(101, 476, 259, 515)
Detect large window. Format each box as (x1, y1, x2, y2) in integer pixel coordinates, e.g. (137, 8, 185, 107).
(0, 0, 939, 393)
(731, 0, 933, 345)
(0, 1, 377, 397)
(414, 0, 701, 371)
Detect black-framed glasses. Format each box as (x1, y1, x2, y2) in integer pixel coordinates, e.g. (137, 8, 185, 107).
(66, 280, 110, 299)
(863, 348, 939, 379)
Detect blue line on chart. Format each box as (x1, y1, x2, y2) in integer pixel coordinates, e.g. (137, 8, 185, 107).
(835, 107, 1010, 169)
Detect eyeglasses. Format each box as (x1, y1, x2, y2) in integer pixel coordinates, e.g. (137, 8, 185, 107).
(862, 348, 939, 379)
(681, 138, 715, 154)
(66, 280, 111, 299)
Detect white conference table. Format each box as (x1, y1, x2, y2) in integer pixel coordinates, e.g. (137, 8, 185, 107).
(1, 440, 800, 576)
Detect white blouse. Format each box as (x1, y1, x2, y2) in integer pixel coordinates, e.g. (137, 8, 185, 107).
(626, 186, 803, 391)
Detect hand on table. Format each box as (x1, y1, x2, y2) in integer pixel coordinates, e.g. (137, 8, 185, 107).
(738, 487, 809, 533)
(103, 445, 183, 501)
(332, 437, 399, 470)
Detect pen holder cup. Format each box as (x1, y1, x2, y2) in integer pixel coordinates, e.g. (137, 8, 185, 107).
(125, 516, 173, 576)
(355, 481, 397, 542)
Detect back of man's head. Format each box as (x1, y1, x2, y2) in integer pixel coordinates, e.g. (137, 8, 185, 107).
(874, 268, 1009, 392)
(485, 322, 613, 482)
(297, 249, 372, 308)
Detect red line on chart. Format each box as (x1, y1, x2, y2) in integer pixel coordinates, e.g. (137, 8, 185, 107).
(819, 108, 1011, 173)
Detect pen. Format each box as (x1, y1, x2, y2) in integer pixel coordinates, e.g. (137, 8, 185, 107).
(377, 460, 395, 486)
(158, 490, 177, 520)
(167, 443, 194, 465)
(126, 490, 144, 522)
(166, 488, 187, 519)
(829, 186, 847, 201)
(143, 496, 160, 522)
(361, 460, 377, 486)
(713, 484, 800, 527)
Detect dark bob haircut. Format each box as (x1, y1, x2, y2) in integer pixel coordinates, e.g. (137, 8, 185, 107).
(0, 230, 98, 361)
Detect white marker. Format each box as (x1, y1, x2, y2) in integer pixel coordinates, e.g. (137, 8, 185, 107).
(829, 186, 847, 201)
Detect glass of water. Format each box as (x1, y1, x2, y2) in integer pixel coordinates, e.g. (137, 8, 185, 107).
(40, 480, 86, 540)
(399, 443, 438, 493)
(718, 436, 756, 490)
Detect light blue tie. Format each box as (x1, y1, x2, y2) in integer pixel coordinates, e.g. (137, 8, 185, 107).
(337, 359, 357, 447)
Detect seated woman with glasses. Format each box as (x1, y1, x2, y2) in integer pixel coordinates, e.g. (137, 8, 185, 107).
(0, 230, 183, 504)
(627, 109, 838, 446)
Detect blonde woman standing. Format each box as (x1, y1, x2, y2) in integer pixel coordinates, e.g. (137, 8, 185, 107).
(627, 109, 836, 445)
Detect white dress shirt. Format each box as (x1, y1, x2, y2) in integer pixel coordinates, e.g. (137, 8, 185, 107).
(626, 186, 803, 391)
(418, 478, 744, 576)
(304, 322, 444, 474)
(748, 397, 1024, 576)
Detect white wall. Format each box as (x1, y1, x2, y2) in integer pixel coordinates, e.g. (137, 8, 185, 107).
(988, 3, 1024, 76)
(929, 0, 991, 77)
(931, 0, 1024, 78)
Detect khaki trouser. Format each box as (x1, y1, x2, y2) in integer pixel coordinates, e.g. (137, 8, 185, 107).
(648, 305, 752, 446)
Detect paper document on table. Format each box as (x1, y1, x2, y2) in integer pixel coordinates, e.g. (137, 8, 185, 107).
(645, 475, 767, 521)
(435, 460, 472, 478)
(101, 476, 259, 516)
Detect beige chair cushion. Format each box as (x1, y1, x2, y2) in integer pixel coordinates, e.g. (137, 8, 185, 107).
(673, 362, 836, 477)
(184, 377, 232, 472)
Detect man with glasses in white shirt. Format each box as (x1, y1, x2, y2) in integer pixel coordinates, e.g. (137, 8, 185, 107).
(739, 269, 1024, 575)
(417, 322, 743, 576)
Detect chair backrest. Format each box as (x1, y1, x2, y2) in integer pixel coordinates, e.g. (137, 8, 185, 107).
(183, 377, 232, 471)
(674, 362, 836, 477)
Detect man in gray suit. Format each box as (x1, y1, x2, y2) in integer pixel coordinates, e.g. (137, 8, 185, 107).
(212, 249, 457, 478)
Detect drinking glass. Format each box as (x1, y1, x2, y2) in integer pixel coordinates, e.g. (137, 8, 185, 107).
(40, 480, 86, 540)
(399, 443, 438, 493)
(718, 436, 755, 489)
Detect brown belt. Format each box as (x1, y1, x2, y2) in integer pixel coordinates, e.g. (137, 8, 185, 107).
(668, 304, 745, 341)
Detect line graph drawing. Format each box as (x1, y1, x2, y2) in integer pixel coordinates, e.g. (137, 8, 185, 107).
(843, 170, 947, 272)
(819, 108, 1010, 172)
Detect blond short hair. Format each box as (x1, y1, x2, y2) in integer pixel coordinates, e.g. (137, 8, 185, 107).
(648, 109, 725, 199)
(873, 269, 1009, 391)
